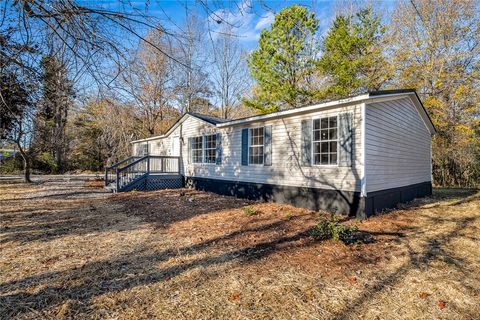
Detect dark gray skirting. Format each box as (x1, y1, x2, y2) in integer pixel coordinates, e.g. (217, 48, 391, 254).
(185, 177, 432, 219)
(185, 177, 364, 217)
(364, 181, 432, 216)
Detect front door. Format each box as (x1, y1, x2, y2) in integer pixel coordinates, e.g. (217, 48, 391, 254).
(171, 137, 180, 156)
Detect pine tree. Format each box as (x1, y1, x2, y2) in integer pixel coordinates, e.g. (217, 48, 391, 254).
(245, 5, 319, 113)
(319, 7, 389, 98)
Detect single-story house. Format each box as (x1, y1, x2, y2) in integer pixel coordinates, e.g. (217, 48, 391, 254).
(115, 89, 435, 218)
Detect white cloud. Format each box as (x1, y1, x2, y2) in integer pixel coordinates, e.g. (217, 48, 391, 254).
(254, 11, 274, 31)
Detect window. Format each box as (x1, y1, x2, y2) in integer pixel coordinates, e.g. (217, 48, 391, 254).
(204, 134, 217, 164)
(138, 144, 148, 156)
(192, 136, 203, 163)
(249, 127, 264, 165)
(313, 116, 338, 165)
(191, 134, 217, 164)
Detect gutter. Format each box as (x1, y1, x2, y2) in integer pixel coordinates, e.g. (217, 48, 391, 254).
(217, 94, 371, 128)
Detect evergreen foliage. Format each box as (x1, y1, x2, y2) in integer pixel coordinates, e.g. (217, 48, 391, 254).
(318, 6, 389, 97)
(245, 5, 319, 113)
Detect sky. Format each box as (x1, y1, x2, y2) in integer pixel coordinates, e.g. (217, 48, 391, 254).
(73, 0, 395, 97)
(82, 0, 347, 51)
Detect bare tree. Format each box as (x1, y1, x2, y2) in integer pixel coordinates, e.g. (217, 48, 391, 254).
(0, 0, 258, 178)
(118, 29, 179, 137)
(389, 0, 480, 186)
(69, 98, 138, 168)
(173, 12, 212, 114)
(211, 27, 251, 119)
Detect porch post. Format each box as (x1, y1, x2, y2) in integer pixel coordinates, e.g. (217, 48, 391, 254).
(104, 167, 108, 187)
(115, 167, 119, 191)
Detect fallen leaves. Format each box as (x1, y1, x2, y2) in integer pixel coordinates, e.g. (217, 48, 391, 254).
(1, 177, 479, 319)
(419, 292, 430, 299)
(437, 300, 447, 310)
(347, 276, 358, 285)
(228, 292, 241, 302)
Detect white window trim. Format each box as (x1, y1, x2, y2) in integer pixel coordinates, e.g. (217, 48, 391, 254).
(248, 126, 265, 166)
(191, 136, 204, 164)
(311, 116, 339, 167)
(191, 134, 218, 165)
(203, 134, 217, 165)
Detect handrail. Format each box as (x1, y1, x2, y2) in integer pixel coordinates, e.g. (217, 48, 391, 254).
(116, 155, 148, 174)
(105, 155, 181, 190)
(146, 155, 180, 159)
(105, 156, 140, 170)
(104, 156, 141, 187)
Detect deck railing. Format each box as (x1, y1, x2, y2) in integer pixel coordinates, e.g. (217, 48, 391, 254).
(104, 156, 141, 186)
(105, 156, 181, 190)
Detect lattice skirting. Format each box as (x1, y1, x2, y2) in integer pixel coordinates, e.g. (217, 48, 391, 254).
(119, 175, 183, 192)
(142, 176, 183, 190)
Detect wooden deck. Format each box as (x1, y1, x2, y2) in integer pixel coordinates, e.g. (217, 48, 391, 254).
(105, 156, 182, 192)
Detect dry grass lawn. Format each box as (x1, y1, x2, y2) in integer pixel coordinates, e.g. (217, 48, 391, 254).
(0, 176, 479, 319)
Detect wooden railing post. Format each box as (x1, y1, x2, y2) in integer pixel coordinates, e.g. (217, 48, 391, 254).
(104, 167, 108, 186)
(146, 156, 150, 174)
(115, 167, 119, 191)
(177, 157, 181, 174)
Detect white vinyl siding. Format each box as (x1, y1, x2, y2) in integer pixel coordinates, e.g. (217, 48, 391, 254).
(136, 143, 148, 156)
(132, 104, 363, 192)
(130, 95, 433, 195)
(365, 97, 432, 192)
(171, 106, 363, 192)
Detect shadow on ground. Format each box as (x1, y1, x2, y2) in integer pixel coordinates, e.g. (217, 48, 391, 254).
(1, 177, 479, 318)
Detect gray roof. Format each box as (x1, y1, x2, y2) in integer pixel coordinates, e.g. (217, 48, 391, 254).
(187, 112, 228, 125)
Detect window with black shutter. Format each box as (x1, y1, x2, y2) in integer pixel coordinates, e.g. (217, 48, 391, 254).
(312, 116, 338, 165)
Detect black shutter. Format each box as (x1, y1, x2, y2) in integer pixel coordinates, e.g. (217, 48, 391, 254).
(187, 137, 193, 164)
(241, 128, 249, 166)
(264, 125, 272, 166)
(339, 112, 353, 167)
(301, 120, 312, 166)
(201, 136, 205, 163)
(215, 133, 222, 165)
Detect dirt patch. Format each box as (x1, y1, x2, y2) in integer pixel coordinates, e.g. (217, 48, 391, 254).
(1, 177, 479, 319)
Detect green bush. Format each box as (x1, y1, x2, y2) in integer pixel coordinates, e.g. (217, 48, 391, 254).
(243, 206, 259, 216)
(0, 156, 23, 174)
(35, 152, 58, 173)
(310, 215, 358, 244)
(310, 219, 331, 240)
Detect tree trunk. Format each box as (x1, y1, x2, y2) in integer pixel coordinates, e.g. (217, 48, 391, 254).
(23, 157, 32, 183)
(15, 141, 32, 183)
